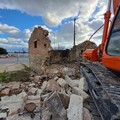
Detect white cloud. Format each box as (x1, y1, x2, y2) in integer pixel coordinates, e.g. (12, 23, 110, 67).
(0, 37, 27, 45)
(0, 23, 20, 35)
(0, 0, 99, 27)
(0, 0, 111, 50)
(0, 23, 32, 39)
(0, 23, 31, 51)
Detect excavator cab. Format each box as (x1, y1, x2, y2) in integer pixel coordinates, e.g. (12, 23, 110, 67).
(102, 6, 120, 72)
(107, 7, 120, 56)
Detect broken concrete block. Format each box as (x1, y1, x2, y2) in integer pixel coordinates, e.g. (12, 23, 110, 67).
(25, 102, 36, 112)
(56, 71, 65, 78)
(1, 88, 10, 96)
(34, 75, 42, 83)
(45, 91, 67, 120)
(58, 92, 70, 109)
(10, 88, 22, 95)
(65, 75, 79, 87)
(41, 108, 52, 120)
(27, 95, 41, 108)
(17, 91, 28, 101)
(41, 93, 51, 101)
(0, 84, 5, 91)
(46, 80, 60, 92)
(41, 81, 48, 90)
(83, 108, 92, 120)
(34, 75, 41, 81)
(29, 83, 36, 87)
(66, 87, 72, 95)
(72, 87, 89, 101)
(79, 77, 88, 92)
(79, 77, 84, 90)
(67, 94, 83, 120)
(63, 67, 75, 76)
(7, 82, 20, 89)
(27, 95, 40, 101)
(20, 83, 27, 89)
(28, 87, 38, 95)
(29, 76, 34, 81)
(60, 87, 66, 94)
(0, 92, 27, 115)
(57, 78, 68, 88)
(53, 76, 59, 81)
(0, 112, 7, 119)
(6, 114, 32, 120)
(37, 89, 42, 95)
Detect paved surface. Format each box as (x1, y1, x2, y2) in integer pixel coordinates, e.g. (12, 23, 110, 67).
(0, 57, 29, 64)
(0, 63, 29, 73)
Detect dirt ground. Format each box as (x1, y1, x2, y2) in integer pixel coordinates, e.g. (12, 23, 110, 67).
(0, 63, 29, 73)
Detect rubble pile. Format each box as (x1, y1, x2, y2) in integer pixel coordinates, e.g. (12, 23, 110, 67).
(0, 64, 92, 120)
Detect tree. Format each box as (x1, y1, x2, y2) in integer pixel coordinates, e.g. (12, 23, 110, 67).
(0, 48, 8, 55)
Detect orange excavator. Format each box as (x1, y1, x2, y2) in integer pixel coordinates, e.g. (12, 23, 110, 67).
(80, 0, 120, 119)
(82, 0, 120, 71)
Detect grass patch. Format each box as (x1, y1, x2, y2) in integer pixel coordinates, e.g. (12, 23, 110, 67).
(0, 70, 30, 83)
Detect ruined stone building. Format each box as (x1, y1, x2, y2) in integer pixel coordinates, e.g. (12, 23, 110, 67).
(29, 26, 51, 73)
(70, 40, 97, 61)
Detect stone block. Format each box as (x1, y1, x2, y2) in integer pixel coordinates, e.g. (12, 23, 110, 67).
(41, 81, 48, 90)
(45, 91, 67, 120)
(72, 87, 89, 101)
(63, 67, 75, 76)
(46, 80, 60, 92)
(83, 108, 92, 120)
(28, 87, 38, 95)
(58, 92, 70, 109)
(65, 75, 79, 87)
(57, 78, 68, 88)
(1, 88, 10, 96)
(25, 102, 36, 112)
(41, 108, 52, 120)
(79, 77, 88, 92)
(0, 112, 7, 119)
(0, 92, 27, 115)
(67, 94, 83, 120)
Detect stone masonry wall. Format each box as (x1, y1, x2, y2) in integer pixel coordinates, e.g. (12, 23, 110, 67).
(49, 50, 70, 64)
(29, 26, 51, 73)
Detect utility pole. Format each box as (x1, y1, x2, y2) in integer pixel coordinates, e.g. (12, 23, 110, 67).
(73, 18, 77, 60)
(73, 18, 76, 47)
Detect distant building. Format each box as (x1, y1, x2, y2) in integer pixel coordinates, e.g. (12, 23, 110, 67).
(29, 26, 51, 73)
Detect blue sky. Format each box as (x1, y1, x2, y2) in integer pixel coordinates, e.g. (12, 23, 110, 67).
(0, 9, 44, 30)
(0, 0, 107, 52)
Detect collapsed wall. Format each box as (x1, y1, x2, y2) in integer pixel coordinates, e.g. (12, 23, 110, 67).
(49, 49, 70, 64)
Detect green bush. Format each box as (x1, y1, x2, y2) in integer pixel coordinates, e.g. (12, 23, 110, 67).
(0, 48, 8, 55)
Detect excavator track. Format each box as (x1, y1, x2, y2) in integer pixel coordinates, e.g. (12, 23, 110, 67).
(80, 62, 120, 120)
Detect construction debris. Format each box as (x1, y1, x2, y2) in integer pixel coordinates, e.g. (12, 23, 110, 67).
(0, 63, 92, 120)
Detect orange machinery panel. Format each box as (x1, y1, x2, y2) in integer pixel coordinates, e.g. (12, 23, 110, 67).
(102, 52, 120, 72)
(82, 48, 99, 62)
